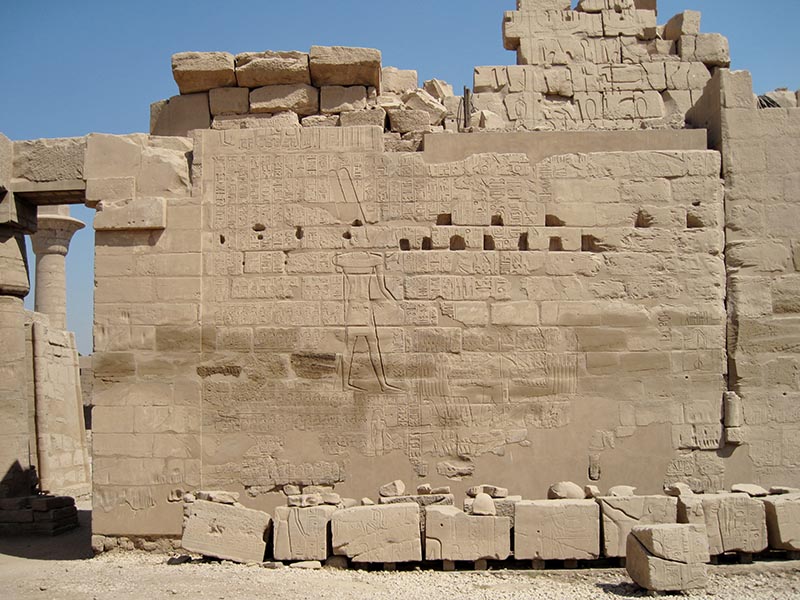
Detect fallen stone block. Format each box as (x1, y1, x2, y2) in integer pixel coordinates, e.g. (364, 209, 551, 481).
(732, 484, 769, 497)
(425, 506, 511, 561)
(331, 503, 421, 563)
(310, 46, 381, 89)
(235, 51, 310, 87)
(289, 560, 321, 569)
(250, 84, 319, 116)
(761, 493, 800, 551)
(600, 496, 677, 557)
(379, 480, 406, 498)
(424, 79, 454, 101)
(465, 495, 521, 526)
(471, 493, 496, 516)
(548, 481, 585, 500)
(172, 52, 236, 94)
(678, 493, 767, 555)
(467, 484, 508, 499)
(273, 505, 337, 561)
(515, 499, 600, 561)
(665, 482, 694, 497)
(608, 486, 637, 497)
(663, 10, 701, 41)
(627, 524, 709, 592)
(196, 490, 239, 505)
(181, 499, 271, 564)
(402, 89, 447, 125)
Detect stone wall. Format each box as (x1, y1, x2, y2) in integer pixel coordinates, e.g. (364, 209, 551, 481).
(88, 123, 728, 535)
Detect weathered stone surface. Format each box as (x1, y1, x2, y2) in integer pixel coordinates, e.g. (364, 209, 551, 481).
(13, 137, 85, 182)
(289, 560, 321, 569)
(378, 494, 454, 507)
(235, 51, 310, 87)
(731, 484, 769, 497)
(382, 67, 417, 94)
(402, 90, 447, 125)
(600, 496, 678, 557)
(627, 525, 709, 592)
(548, 481, 585, 500)
(664, 10, 701, 41)
(466, 484, 508, 499)
(309, 46, 381, 89)
(250, 84, 319, 116)
(425, 506, 510, 561)
(464, 496, 521, 525)
(301, 115, 339, 128)
(287, 494, 323, 508)
(332, 504, 421, 563)
(515, 499, 600, 560)
(273, 505, 336, 561)
(678, 493, 767, 555)
(762, 493, 800, 551)
(471, 493, 496, 516)
(424, 79, 454, 101)
(379, 480, 406, 498)
(172, 52, 236, 94)
(340, 107, 386, 128)
(209, 87, 249, 116)
(387, 109, 430, 133)
(212, 112, 300, 130)
(665, 483, 694, 497)
(320, 86, 367, 114)
(608, 485, 637, 497)
(196, 490, 239, 505)
(181, 500, 270, 563)
(94, 197, 166, 231)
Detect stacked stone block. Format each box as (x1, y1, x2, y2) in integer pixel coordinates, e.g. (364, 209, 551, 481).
(626, 524, 710, 591)
(0, 495, 79, 535)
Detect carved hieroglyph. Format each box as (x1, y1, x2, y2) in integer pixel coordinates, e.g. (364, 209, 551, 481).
(600, 495, 678, 557)
(424, 505, 511, 561)
(331, 503, 421, 562)
(273, 505, 337, 561)
(515, 499, 600, 560)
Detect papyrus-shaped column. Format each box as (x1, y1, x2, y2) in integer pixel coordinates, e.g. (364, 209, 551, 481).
(30, 206, 84, 330)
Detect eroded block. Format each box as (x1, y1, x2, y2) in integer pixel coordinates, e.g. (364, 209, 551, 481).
(627, 525, 709, 592)
(250, 84, 319, 116)
(181, 499, 270, 563)
(309, 46, 381, 89)
(273, 505, 337, 561)
(172, 52, 236, 94)
(515, 499, 600, 560)
(425, 506, 510, 561)
(331, 503, 421, 563)
(235, 51, 310, 87)
(600, 496, 677, 557)
(678, 493, 767, 555)
(763, 493, 800, 551)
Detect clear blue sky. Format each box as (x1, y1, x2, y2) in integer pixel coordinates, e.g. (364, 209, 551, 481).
(0, 0, 797, 355)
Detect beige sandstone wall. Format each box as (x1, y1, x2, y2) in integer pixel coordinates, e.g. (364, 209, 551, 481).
(89, 123, 728, 535)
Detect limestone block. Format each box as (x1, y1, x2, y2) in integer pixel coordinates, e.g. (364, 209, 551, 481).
(402, 90, 447, 126)
(425, 506, 511, 561)
(693, 34, 730, 68)
(209, 87, 249, 116)
(764, 90, 798, 109)
(424, 79, 454, 101)
(467, 485, 508, 499)
(151, 94, 211, 137)
(85, 177, 135, 208)
(273, 505, 337, 561)
(472, 493, 496, 516)
(632, 524, 710, 564)
(602, 9, 656, 38)
(287, 494, 322, 508)
(464, 496, 521, 525)
(320, 86, 367, 114)
(479, 110, 506, 130)
(518, 0, 572, 10)
(331, 504, 421, 563)
(212, 112, 300, 130)
(608, 485, 637, 497)
(94, 197, 166, 231)
(762, 493, 800, 551)
(181, 499, 270, 563)
(382, 67, 417, 94)
(172, 52, 236, 94)
(387, 109, 430, 134)
(309, 46, 381, 89)
(600, 496, 678, 557)
(301, 115, 339, 127)
(665, 483, 694, 497)
(378, 494, 454, 508)
(731, 484, 769, 497)
(379, 480, 406, 497)
(515, 500, 600, 560)
(250, 84, 319, 116)
(548, 481, 585, 500)
(664, 11, 701, 41)
(679, 493, 767, 555)
(196, 490, 239, 504)
(340, 107, 386, 128)
(235, 51, 310, 87)
(627, 525, 708, 592)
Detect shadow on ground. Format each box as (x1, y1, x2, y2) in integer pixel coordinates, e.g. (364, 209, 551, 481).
(596, 582, 654, 597)
(0, 508, 92, 561)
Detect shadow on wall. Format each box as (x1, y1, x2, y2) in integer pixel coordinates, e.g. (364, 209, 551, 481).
(1, 461, 37, 499)
(0, 506, 92, 561)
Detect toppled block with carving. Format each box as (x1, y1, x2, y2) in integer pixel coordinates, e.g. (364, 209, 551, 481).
(181, 499, 270, 563)
(677, 493, 767, 555)
(626, 524, 709, 592)
(331, 503, 421, 563)
(425, 506, 511, 561)
(309, 46, 381, 89)
(600, 496, 677, 557)
(172, 52, 236, 94)
(273, 505, 337, 561)
(515, 499, 600, 561)
(762, 493, 800, 551)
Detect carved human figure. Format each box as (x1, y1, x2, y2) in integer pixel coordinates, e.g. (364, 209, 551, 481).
(334, 251, 401, 393)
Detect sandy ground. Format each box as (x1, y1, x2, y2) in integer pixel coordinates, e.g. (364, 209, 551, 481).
(2, 510, 800, 600)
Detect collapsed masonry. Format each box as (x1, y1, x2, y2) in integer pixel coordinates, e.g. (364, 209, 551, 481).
(0, 0, 799, 549)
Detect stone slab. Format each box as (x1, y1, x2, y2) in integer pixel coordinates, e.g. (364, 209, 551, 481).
(181, 499, 271, 563)
(762, 493, 800, 551)
(465, 496, 522, 526)
(309, 46, 381, 89)
(632, 523, 709, 564)
(250, 84, 319, 116)
(678, 493, 767, 555)
(600, 496, 677, 557)
(331, 503, 421, 563)
(273, 505, 337, 561)
(235, 51, 310, 87)
(424, 506, 510, 561)
(515, 499, 600, 560)
(172, 52, 236, 94)
(627, 533, 708, 591)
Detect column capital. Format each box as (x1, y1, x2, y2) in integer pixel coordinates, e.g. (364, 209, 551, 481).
(30, 214, 85, 257)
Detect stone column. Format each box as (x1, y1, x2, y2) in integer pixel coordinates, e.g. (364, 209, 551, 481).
(30, 206, 85, 330)
(0, 227, 34, 498)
